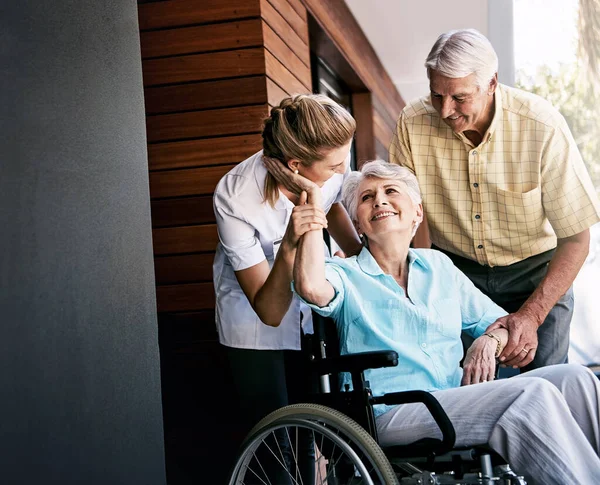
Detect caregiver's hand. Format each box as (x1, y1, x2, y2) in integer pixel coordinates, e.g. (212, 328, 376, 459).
(263, 156, 319, 197)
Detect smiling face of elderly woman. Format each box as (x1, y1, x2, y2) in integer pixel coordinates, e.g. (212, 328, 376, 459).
(355, 177, 422, 242)
(342, 161, 423, 246)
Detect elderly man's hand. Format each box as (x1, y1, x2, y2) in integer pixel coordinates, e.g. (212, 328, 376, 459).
(485, 312, 539, 368)
(461, 335, 497, 385)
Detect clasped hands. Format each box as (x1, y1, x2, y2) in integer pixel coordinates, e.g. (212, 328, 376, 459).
(264, 156, 327, 248)
(462, 310, 539, 386)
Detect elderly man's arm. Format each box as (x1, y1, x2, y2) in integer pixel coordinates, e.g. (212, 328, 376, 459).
(487, 228, 590, 367)
(293, 192, 336, 307)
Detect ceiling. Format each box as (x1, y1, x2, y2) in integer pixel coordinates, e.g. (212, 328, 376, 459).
(343, 0, 489, 102)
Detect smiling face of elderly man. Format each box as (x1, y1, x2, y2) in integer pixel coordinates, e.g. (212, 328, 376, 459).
(429, 70, 498, 140)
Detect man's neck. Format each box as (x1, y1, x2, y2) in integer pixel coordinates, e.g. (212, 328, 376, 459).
(463, 92, 496, 147)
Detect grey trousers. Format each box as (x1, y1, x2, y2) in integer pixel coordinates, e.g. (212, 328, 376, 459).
(435, 247, 573, 371)
(376, 364, 600, 485)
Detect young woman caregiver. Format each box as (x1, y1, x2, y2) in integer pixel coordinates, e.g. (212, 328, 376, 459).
(213, 94, 361, 454)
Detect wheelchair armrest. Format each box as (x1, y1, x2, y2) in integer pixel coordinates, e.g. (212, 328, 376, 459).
(312, 350, 398, 376)
(372, 390, 456, 453)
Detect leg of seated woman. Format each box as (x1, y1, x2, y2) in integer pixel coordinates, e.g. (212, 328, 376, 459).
(376, 365, 600, 485)
(514, 363, 600, 452)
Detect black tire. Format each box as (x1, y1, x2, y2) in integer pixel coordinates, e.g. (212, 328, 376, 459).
(228, 403, 399, 485)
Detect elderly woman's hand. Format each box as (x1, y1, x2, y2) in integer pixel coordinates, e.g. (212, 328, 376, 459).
(461, 335, 497, 386)
(263, 155, 319, 196)
(281, 191, 327, 250)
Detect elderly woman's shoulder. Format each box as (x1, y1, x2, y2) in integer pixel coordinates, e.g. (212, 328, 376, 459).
(411, 248, 456, 270)
(323, 254, 365, 277)
(327, 253, 360, 267)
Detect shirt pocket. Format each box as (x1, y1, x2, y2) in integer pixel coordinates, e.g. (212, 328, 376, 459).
(431, 298, 462, 338)
(488, 186, 544, 238)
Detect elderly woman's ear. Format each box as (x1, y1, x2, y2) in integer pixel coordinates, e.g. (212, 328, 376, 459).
(415, 204, 424, 224)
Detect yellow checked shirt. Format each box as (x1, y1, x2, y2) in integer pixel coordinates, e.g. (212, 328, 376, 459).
(390, 84, 600, 267)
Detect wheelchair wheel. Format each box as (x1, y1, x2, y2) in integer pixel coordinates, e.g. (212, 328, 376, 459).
(228, 403, 398, 485)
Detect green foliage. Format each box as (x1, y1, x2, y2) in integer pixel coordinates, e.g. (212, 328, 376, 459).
(516, 64, 600, 192)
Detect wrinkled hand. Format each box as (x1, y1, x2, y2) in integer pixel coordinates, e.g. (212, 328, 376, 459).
(282, 191, 327, 248)
(461, 336, 497, 385)
(485, 312, 538, 368)
(263, 155, 319, 196)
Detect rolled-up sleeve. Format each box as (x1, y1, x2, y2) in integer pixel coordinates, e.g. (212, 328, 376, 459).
(214, 181, 266, 271)
(541, 119, 600, 238)
(292, 264, 347, 319)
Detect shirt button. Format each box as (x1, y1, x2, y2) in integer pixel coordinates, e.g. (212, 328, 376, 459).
(475, 214, 481, 220)
(472, 150, 478, 155)
(473, 182, 479, 188)
(421, 343, 427, 348)
(477, 244, 483, 249)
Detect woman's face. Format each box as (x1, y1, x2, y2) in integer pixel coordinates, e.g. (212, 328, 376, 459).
(355, 177, 422, 241)
(295, 141, 353, 187)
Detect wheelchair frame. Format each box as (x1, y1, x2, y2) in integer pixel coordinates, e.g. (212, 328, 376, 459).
(228, 312, 527, 485)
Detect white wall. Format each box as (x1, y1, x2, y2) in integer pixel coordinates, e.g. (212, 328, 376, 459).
(345, 0, 514, 102)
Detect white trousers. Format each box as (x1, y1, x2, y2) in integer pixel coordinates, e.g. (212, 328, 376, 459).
(376, 364, 600, 485)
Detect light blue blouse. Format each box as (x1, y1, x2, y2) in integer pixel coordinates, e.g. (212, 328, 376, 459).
(296, 248, 507, 415)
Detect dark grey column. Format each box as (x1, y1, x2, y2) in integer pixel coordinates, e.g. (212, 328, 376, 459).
(0, 1, 166, 483)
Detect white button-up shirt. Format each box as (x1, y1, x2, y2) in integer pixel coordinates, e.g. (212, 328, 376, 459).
(213, 151, 346, 350)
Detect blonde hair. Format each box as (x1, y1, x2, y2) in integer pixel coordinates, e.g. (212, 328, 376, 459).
(262, 94, 356, 207)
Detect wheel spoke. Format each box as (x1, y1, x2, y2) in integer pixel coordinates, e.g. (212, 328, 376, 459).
(283, 426, 304, 485)
(230, 405, 395, 485)
(244, 462, 270, 485)
(261, 431, 301, 485)
(247, 446, 272, 485)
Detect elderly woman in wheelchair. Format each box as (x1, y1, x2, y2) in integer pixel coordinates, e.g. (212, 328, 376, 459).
(229, 160, 600, 485)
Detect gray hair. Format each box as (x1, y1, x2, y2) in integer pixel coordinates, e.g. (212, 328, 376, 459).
(425, 29, 498, 90)
(342, 160, 422, 238)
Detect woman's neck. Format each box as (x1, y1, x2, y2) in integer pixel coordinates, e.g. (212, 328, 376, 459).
(369, 237, 410, 279)
(368, 234, 412, 283)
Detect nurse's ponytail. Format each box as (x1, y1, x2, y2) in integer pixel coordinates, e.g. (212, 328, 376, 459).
(262, 94, 355, 207)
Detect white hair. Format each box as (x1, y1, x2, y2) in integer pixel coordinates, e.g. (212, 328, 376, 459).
(342, 160, 422, 239)
(425, 29, 498, 90)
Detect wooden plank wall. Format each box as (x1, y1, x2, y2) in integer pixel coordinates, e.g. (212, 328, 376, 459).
(303, 0, 404, 162)
(137, 0, 311, 482)
(261, 0, 312, 104)
(138, 1, 268, 482)
(137, 0, 403, 482)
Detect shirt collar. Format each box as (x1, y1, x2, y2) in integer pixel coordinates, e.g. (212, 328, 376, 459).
(408, 249, 430, 270)
(483, 83, 504, 142)
(356, 247, 429, 276)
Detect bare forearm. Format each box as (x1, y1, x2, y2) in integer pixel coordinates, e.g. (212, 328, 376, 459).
(481, 328, 509, 354)
(519, 230, 589, 326)
(253, 242, 297, 326)
(294, 229, 334, 307)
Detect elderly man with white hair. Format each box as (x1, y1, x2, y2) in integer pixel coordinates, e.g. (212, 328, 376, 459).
(390, 29, 600, 371)
(292, 160, 600, 485)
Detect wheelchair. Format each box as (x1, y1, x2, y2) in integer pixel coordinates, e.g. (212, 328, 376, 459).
(228, 313, 527, 485)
